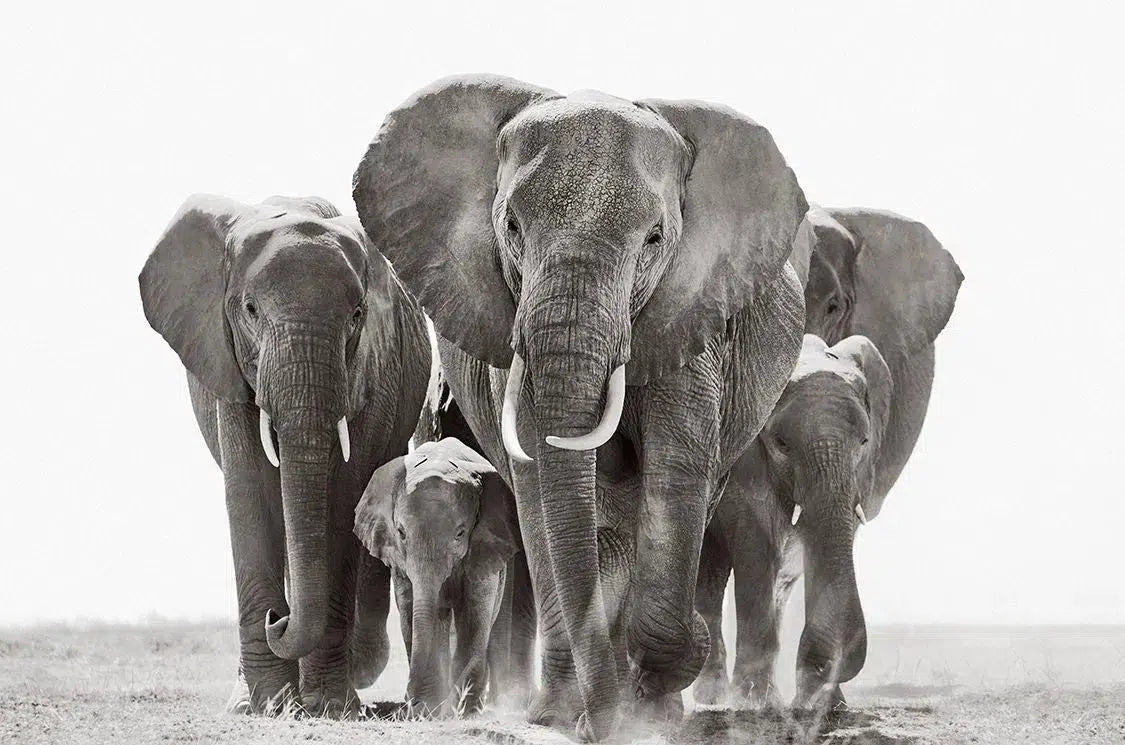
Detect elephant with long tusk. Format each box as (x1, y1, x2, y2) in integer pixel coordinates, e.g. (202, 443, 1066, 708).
(139, 194, 432, 717)
(353, 74, 809, 741)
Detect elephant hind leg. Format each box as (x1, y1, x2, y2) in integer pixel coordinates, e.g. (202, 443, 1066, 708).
(693, 526, 732, 705)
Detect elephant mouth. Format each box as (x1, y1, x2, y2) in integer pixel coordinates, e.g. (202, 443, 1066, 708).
(500, 352, 626, 463)
(256, 407, 351, 466)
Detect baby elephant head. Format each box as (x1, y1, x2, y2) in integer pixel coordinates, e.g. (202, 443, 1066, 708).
(758, 334, 892, 709)
(353, 438, 519, 709)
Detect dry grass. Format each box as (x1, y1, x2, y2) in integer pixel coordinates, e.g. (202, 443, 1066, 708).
(0, 621, 1122, 744)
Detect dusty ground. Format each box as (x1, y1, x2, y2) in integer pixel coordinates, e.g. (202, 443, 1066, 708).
(1, 621, 1122, 744)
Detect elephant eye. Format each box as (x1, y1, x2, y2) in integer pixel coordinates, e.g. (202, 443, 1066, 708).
(351, 305, 364, 324)
(826, 301, 839, 315)
(861, 437, 870, 446)
(774, 436, 790, 454)
(455, 527, 466, 540)
(244, 300, 258, 318)
(506, 216, 520, 235)
(644, 225, 664, 246)
(397, 526, 407, 542)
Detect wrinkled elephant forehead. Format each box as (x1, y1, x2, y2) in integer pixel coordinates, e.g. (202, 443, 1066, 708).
(504, 94, 682, 153)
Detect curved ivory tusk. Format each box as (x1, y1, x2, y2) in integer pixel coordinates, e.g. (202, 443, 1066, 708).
(337, 417, 350, 463)
(854, 503, 867, 524)
(791, 503, 802, 526)
(545, 365, 626, 452)
(259, 409, 280, 468)
(501, 353, 532, 463)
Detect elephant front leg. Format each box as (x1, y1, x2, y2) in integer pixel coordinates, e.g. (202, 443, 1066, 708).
(219, 403, 299, 715)
(452, 572, 502, 714)
(628, 375, 721, 709)
(693, 525, 732, 705)
(298, 525, 361, 717)
(730, 543, 787, 709)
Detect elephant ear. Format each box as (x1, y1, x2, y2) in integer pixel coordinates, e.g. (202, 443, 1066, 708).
(262, 195, 342, 219)
(629, 99, 808, 385)
(353, 74, 558, 368)
(832, 335, 893, 511)
(139, 194, 252, 402)
(829, 208, 963, 356)
(465, 467, 520, 578)
(354, 456, 407, 566)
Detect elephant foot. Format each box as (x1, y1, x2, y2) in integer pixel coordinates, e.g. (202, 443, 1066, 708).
(692, 668, 728, 706)
(631, 691, 684, 723)
(527, 681, 582, 729)
(231, 662, 301, 716)
(301, 689, 361, 719)
(730, 674, 784, 711)
(793, 681, 847, 718)
(630, 610, 711, 699)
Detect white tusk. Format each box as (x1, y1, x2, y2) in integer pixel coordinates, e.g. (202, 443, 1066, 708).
(545, 365, 626, 452)
(337, 417, 350, 463)
(855, 503, 867, 524)
(791, 504, 802, 526)
(259, 409, 280, 468)
(501, 353, 532, 463)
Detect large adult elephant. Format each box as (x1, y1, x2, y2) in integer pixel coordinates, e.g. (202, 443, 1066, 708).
(353, 75, 808, 740)
(694, 206, 963, 710)
(139, 195, 431, 715)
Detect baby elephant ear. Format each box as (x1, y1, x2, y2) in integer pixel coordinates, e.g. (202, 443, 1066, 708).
(466, 468, 520, 578)
(629, 99, 808, 385)
(139, 194, 252, 402)
(829, 208, 963, 356)
(353, 74, 557, 368)
(354, 456, 406, 565)
(832, 335, 893, 513)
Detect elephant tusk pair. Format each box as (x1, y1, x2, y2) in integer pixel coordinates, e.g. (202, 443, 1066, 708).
(500, 353, 627, 463)
(258, 410, 351, 466)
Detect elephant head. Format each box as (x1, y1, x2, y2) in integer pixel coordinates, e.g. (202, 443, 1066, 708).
(353, 75, 806, 736)
(789, 206, 962, 512)
(758, 334, 892, 710)
(140, 194, 396, 660)
(354, 437, 519, 711)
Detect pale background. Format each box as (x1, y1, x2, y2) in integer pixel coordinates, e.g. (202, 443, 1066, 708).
(1, 1, 1121, 628)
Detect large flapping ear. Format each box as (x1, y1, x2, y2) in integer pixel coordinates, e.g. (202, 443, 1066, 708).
(829, 208, 963, 356)
(832, 335, 893, 509)
(139, 194, 251, 401)
(464, 463, 520, 578)
(628, 99, 808, 385)
(353, 74, 558, 368)
(354, 456, 407, 566)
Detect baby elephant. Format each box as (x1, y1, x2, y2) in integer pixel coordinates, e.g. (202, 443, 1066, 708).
(354, 437, 520, 714)
(695, 334, 892, 713)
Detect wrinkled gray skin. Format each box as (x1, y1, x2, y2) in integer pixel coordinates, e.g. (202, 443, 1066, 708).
(139, 195, 430, 716)
(354, 437, 521, 714)
(694, 207, 963, 712)
(353, 75, 808, 741)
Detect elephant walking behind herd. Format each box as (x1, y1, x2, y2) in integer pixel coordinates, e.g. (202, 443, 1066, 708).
(140, 73, 961, 742)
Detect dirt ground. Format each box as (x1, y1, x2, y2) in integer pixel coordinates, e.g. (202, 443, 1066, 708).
(1, 620, 1122, 744)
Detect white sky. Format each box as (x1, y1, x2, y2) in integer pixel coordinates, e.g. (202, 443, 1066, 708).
(1, 1, 1121, 625)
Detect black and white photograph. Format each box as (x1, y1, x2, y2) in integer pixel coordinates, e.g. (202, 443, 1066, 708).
(2, 2, 1122, 743)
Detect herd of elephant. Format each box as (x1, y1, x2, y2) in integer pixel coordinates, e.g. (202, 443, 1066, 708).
(139, 74, 962, 742)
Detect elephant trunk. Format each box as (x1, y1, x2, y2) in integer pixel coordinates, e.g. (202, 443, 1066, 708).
(406, 583, 447, 712)
(260, 326, 348, 660)
(794, 459, 867, 706)
(520, 242, 628, 739)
